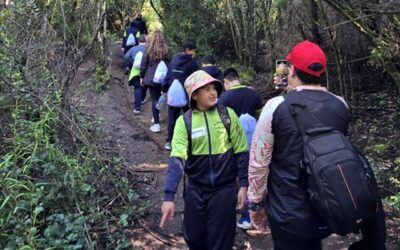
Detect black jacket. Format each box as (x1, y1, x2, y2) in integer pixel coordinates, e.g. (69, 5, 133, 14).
(122, 23, 139, 52)
(132, 17, 148, 35)
(163, 53, 199, 92)
(140, 49, 171, 87)
(218, 85, 263, 117)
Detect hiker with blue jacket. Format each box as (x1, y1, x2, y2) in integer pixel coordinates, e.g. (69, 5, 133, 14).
(160, 70, 249, 250)
(248, 40, 386, 250)
(140, 30, 172, 132)
(162, 41, 199, 150)
(127, 35, 147, 114)
(217, 67, 263, 230)
(124, 35, 146, 73)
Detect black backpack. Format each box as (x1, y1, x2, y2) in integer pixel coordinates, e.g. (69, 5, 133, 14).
(284, 91, 381, 236)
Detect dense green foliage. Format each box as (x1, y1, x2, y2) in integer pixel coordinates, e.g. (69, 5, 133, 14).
(155, 1, 228, 56)
(151, 0, 400, 92)
(0, 1, 145, 248)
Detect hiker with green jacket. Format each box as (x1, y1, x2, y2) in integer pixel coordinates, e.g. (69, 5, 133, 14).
(160, 70, 249, 250)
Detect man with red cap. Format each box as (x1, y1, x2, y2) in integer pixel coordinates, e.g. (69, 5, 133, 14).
(247, 40, 386, 249)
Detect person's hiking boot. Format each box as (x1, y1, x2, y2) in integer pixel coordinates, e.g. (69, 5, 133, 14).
(150, 123, 160, 133)
(141, 98, 148, 104)
(133, 109, 141, 114)
(164, 142, 171, 150)
(237, 214, 253, 230)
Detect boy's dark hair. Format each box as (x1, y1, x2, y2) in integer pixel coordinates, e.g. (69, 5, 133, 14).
(223, 67, 240, 81)
(202, 55, 215, 65)
(295, 63, 326, 84)
(182, 41, 197, 51)
(138, 35, 146, 43)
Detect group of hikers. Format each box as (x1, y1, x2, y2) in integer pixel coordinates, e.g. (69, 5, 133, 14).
(122, 15, 387, 250)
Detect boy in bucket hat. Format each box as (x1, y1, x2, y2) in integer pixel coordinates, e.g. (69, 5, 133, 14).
(160, 70, 249, 250)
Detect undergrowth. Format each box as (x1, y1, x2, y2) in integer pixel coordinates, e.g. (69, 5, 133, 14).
(0, 62, 143, 250)
(0, 4, 144, 249)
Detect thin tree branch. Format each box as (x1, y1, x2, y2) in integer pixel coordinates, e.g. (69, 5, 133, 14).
(149, 0, 163, 23)
(58, 0, 67, 42)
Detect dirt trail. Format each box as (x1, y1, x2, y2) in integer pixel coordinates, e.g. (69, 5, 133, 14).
(71, 41, 372, 249)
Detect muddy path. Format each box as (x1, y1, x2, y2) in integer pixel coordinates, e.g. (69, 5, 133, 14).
(70, 41, 386, 249)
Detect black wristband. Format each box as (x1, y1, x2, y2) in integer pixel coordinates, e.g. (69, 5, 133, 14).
(247, 200, 264, 211)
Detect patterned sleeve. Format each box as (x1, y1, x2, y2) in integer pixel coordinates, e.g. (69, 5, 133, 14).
(248, 96, 284, 203)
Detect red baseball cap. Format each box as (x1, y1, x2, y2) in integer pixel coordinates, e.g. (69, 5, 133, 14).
(285, 40, 326, 77)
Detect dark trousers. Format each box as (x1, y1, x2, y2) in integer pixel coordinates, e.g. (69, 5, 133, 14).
(129, 76, 142, 111)
(269, 202, 387, 250)
(348, 202, 387, 250)
(183, 182, 237, 250)
(148, 85, 162, 124)
(141, 85, 148, 101)
(269, 218, 322, 250)
(166, 105, 189, 142)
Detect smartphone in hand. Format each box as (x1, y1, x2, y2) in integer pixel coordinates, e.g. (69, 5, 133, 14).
(274, 60, 289, 89)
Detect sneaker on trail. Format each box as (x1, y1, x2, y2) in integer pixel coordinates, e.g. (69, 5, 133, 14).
(133, 109, 140, 114)
(164, 142, 171, 150)
(150, 123, 160, 133)
(141, 98, 148, 104)
(237, 215, 253, 230)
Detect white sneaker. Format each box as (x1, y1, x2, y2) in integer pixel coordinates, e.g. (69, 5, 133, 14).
(164, 142, 171, 150)
(133, 109, 140, 114)
(237, 220, 252, 230)
(150, 123, 160, 133)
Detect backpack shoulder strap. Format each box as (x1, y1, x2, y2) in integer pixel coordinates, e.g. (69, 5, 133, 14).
(183, 109, 193, 154)
(182, 109, 193, 199)
(216, 104, 231, 143)
(283, 91, 324, 136)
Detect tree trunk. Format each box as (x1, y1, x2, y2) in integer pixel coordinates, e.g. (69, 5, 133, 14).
(322, 0, 400, 92)
(310, 0, 322, 44)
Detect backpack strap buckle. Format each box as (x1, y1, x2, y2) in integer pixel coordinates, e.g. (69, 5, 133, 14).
(300, 160, 312, 175)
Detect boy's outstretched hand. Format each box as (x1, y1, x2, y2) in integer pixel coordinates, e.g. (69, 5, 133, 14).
(237, 187, 248, 210)
(159, 201, 175, 228)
